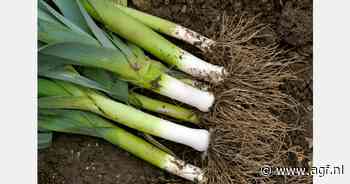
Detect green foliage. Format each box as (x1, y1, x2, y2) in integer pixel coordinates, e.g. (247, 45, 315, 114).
(38, 109, 115, 138)
(52, 0, 92, 34)
(39, 0, 92, 38)
(39, 58, 129, 103)
(79, 67, 129, 102)
(76, 0, 116, 48)
(38, 132, 53, 149)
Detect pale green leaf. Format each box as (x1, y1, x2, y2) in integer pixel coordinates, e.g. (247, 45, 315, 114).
(142, 133, 175, 156)
(127, 41, 146, 59)
(107, 32, 137, 62)
(38, 96, 92, 110)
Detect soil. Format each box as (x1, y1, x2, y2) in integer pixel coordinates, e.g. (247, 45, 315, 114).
(38, 0, 313, 183)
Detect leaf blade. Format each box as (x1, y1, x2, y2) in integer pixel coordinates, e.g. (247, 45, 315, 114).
(53, 0, 92, 34)
(38, 132, 53, 149)
(76, 0, 116, 49)
(38, 59, 129, 102)
(38, 18, 99, 45)
(39, 0, 93, 39)
(79, 67, 129, 102)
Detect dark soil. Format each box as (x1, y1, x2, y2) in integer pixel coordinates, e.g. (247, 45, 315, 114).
(38, 0, 313, 183)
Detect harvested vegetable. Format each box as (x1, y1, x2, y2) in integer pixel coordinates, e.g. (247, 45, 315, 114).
(38, 1, 215, 111)
(37, 1, 298, 184)
(39, 62, 199, 123)
(39, 109, 206, 183)
(39, 43, 214, 112)
(81, 0, 226, 83)
(39, 78, 210, 152)
(79, 67, 200, 123)
(116, 5, 215, 51)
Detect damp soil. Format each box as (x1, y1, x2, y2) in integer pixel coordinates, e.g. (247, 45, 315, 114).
(38, 0, 313, 183)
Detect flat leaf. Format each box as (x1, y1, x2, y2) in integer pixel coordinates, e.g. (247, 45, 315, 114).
(76, 0, 116, 49)
(38, 53, 83, 70)
(46, 1, 128, 102)
(107, 32, 137, 62)
(39, 52, 131, 97)
(39, 96, 93, 111)
(38, 17, 99, 45)
(38, 109, 115, 138)
(79, 67, 129, 102)
(38, 132, 53, 149)
(127, 41, 146, 59)
(39, 116, 101, 137)
(38, 78, 71, 97)
(39, 59, 128, 102)
(142, 133, 175, 156)
(39, 42, 128, 72)
(39, 109, 114, 128)
(38, 41, 46, 49)
(39, 0, 93, 39)
(38, 7, 62, 25)
(38, 55, 65, 73)
(53, 0, 92, 34)
(42, 67, 107, 92)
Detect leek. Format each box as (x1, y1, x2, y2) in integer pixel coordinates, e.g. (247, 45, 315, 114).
(38, 78, 210, 152)
(81, 0, 226, 83)
(39, 109, 206, 182)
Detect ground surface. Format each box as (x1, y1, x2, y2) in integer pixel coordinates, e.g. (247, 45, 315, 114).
(38, 0, 313, 183)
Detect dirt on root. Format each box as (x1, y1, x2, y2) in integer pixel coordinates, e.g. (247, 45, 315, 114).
(38, 0, 313, 184)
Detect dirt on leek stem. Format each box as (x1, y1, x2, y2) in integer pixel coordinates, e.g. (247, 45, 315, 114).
(81, 0, 226, 83)
(38, 109, 206, 183)
(38, 79, 210, 152)
(38, 15, 214, 111)
(116, 5, 215, 52)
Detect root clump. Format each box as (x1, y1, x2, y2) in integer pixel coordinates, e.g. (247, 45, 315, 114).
(194, 14, 309, 184)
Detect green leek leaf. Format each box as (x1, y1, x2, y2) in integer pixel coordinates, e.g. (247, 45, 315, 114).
(39, 0, 93, 39)
(52, 0, 92, 34)
(39, 42, 127, 71)
(38, 109, 115, 138)
(38, 58, 128, 103)
(79, 67, 129, 103)
(38, 7, 61, 25)
(76, 0, 115, 49)
(38, 132, 53, 149)
(38, 19, 98, 45)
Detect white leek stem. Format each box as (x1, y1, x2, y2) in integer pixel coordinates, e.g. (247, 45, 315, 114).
(179, 50, 226, 83)
(159, 119, 210, 152)
(159, 74, 215, 112)
(174, 25, 215, 51)
(164, 155, 207, 183)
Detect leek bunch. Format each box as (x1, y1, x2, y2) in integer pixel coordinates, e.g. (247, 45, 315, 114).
(38, 0, 225, 183)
